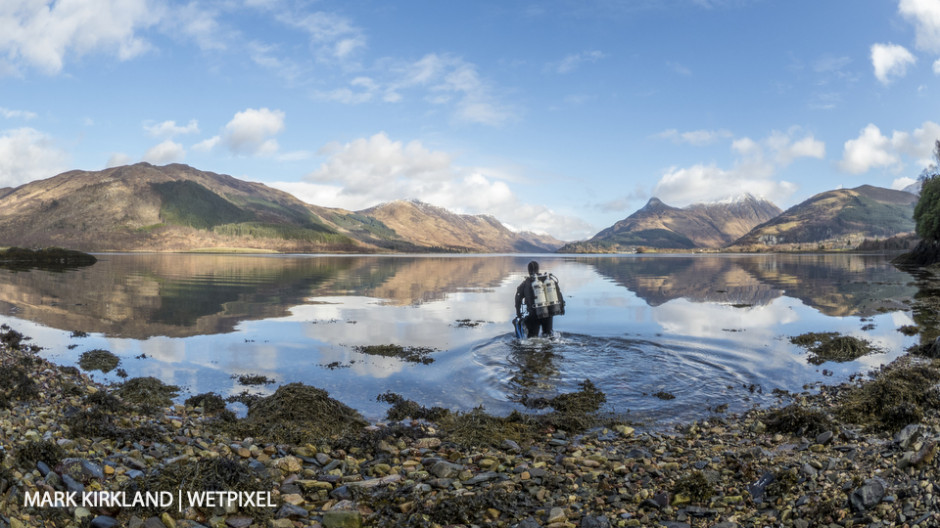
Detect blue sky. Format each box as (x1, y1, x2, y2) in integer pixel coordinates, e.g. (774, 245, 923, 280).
(1, 0, 939, 241)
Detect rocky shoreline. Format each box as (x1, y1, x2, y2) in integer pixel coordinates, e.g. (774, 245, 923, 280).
(2, 322, 940, 528)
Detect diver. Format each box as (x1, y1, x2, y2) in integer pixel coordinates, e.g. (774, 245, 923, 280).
(514, 260, 565, 338)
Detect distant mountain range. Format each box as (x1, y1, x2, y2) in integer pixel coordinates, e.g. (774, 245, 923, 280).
(0, 162, 921, 253)
(559, 195, 781, 252)
(730, 185, 917, 250)
(0, 163, 562, 253)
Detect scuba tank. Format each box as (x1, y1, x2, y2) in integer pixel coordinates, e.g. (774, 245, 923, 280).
(542, 273, 562, 316)
(531, 273, 563, 319)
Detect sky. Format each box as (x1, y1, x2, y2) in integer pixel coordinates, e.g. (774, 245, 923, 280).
(1, 0, 939, 242)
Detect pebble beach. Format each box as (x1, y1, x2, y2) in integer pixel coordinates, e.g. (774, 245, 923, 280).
(2, 310, 940, 528)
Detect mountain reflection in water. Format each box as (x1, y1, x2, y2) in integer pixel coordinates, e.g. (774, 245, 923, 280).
(0, 253, 920, 427)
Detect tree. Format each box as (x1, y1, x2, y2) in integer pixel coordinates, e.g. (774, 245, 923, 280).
(913, 140, 940, 242)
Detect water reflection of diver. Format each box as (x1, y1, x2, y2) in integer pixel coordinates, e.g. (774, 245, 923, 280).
(513, 260, 565, 339)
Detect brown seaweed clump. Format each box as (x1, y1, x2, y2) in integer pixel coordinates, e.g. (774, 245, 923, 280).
(0, 366, 38, 408)
(790, 332, 879, 365)
(353, 344, 437, 364)
(185, 392, 228, 414)
(764, 404, 835, 437)
(78, 349, 120, 373)
(838, 358, 940, 432)
(673, 470, 714, 504)
(15, 440, 65, 470)
(238, 382, 367, 443)
(116, 377, 180, 410)
(123, 456, 273, 520)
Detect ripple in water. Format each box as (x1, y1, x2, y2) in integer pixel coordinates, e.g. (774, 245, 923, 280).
(470, 331, 798, 427)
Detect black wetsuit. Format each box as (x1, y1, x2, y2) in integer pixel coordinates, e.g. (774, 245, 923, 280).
(514, 274, 564, 338)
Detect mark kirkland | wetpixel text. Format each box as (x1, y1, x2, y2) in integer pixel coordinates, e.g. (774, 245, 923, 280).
(24, 490, 276, 510)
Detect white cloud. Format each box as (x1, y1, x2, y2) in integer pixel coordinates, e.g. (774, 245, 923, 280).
(652, 129, 822, 206)
(277, 10, 365, 62)
(899, 0, 940, 53)
(839, 121, 940, 174)
(549, 50, 606, 74)
(144, 119, 199, 138)
(0, 107, 37, 120)
(142, 140, 185, 164)
(653, 164, 797, 206)
(871, 43, 916, 84)
(220, 108, 285, 156)
(314, 53, 515, 127)
(275, 132, 592, 239)
(893, 176, 918, 191)
(192, 136, 221, 153)
(0, 128, 69, 187)
(839, 124, 903, 174)
(0, 0, 158, 75)
(655, 128, 732, 146)
(934, 58, 940, 74)
(163, 2, 227, 52)
(107, 153, 133, 168)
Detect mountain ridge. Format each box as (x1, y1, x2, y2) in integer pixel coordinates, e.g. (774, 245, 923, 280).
(559, 194, 782, 253)
(0, 163, 562, 253)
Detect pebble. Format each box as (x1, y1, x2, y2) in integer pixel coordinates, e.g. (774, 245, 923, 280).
(5, 327, 940, 528)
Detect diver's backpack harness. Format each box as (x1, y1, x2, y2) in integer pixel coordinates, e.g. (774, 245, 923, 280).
(530, 272, 564, 319)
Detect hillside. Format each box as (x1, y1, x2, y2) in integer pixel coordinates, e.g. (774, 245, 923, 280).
(360, 200, 562, 253)
(0, 163, 559, 253)
(559, 195, 781, 253)
(0, 163, 366, 252)
(730, 185, 917, 250)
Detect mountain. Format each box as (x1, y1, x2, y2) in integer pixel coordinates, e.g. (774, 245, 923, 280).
(360, 200, 562, 252)
(730, 185, 918, 250)
(558, 194, 781, 253)
(0, 163, 560, 253)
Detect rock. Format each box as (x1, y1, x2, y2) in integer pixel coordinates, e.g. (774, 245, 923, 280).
(502, 439, 522, 452)
(747, 471, 775, 503)
(850, 477, 887, 512)
(143, 517, 167, 528)
(224, 517, 253, 528)
(91, 516, 120, 528)
(74, 507, 93, 522)
(160, 513, 177, 528)
(464, 471, 503, 485)
(516, 518, 541, 528)
(815, 430, 833, 445)
(429, 460, 463, 479)
(580, 514, 610, 527)
(547, 507, 567, 524)
(272, 455, 303, 473)
(322, 510, 362, 528)
(276, 503, 309, 519)
(896, 424, 923, 449)
(59, 458, 104, 482)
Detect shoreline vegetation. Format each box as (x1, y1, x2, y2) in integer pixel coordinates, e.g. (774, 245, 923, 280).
(3, 303, 940, 528)
(2, 251, 940, 527)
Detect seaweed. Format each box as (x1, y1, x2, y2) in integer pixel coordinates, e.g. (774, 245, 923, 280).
(116, 377, 180, 410)
(15, 440, 65, 470)
(378, 392, 449, 422)
(232, 374, 275, 385)
(0, 366, 38, 407)
(123, 456, 274, 520)
(226, 383, 368, 443)
(790, 332, 879, 365)
(185, 392, 228, 414)
(78, 349, 120, 373)
(673, 470, 713, 503)
(764, 404, 835, 437)
(353, 344, 437, 365)
(838, 359, 940, 432)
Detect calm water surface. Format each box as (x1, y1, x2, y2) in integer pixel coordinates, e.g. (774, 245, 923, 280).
(0, 253, 920, 428)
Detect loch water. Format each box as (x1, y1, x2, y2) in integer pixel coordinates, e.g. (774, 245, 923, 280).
(0, 252, 920, 428)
